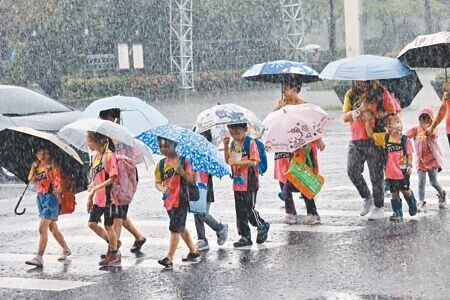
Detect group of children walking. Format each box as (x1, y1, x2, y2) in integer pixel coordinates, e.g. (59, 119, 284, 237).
(24, 81, 448, 269)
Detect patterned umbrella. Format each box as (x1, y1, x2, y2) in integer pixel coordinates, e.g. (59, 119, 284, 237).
(397, 31, 450, 80)
(193, 103, 264, 145)
(262, 104, 331, 152)
(242, 60, 320, 84)
(137, 124, 230, 178)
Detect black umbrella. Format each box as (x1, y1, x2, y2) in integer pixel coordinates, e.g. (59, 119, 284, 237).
(0, 127, 89, 193)
(332, 71, 422, 109)
(397, 31, 450, 80)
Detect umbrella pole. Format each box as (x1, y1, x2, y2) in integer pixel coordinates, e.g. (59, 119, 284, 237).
(14, 183, 29, 215)
(445, 68, 448, 82)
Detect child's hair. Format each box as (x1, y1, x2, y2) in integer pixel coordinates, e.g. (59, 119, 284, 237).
(283, 80, 302, 93)
(383, 113, 400, 127)
(157, 136, 177, 149)
(99, 108, 121, 123)
(200, 129, 213, 143)
(419, 113, 432, 123)
(227, 123, 248, 131)
(87, 131, 116, 152)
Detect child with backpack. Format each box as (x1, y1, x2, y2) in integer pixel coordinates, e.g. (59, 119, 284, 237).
(194, 130, 229, 251)
(25, 148, 71, 267)
(154, 137, 199, 268)
(99, 108, 147, 254)
(368, 114, 417, 221)
(406, 107, 446, 211)
(86, 131, 121, 266)
(223, 123, 270, 247)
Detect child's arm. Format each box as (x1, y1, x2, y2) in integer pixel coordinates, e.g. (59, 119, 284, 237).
(27, 161, 39, 183)
(364, 120, 374, 138)
(223, 137, 231, 164)
(405, 154, 413, 174)
(91, 176, 117, 192)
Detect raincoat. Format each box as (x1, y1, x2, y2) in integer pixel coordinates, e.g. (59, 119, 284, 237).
(406, 107, 444, 172)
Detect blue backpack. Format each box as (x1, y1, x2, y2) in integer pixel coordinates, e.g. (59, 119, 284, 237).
(235, 135, 267, 175)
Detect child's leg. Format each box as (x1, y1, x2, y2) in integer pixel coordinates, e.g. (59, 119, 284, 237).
(418, 170, 426, 201)
(167, 231, 180, 261)
(113, 218, 123, 241)
(180, 229, 198, 254)
(194, 210, 207, 242)
(401, 188, 417, 216)
(123, 217, 145, 241)
(37, 219, 52, 256)
(428, 169, 445, 197)
(234, 192, 251, 238)
(48, 221, 69, 250)
(105, 226, 117, 252)
(244, 191, 266, 228)
(88, 222, 109, 242)
(282, 181, 297, 215)
(88, 206, 108, 242)
(303, 195, 318, 216)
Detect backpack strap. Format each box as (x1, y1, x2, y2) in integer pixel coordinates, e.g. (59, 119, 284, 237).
(400, 135, 407, 156)
(159, 158, 166, 181)
(242, 135, 252, 156)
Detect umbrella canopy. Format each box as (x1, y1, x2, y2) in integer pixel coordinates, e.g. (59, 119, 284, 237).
(0, 127, 88, 192)
(242, 60, 320, 84)
(194, 103, 264, 144)
(397, 31, 450, 69)
(57, 118, 153, 167)
(80, 95, 169, 136)
(262, 104, 331, 152)
(137, 124, 230, 178)
(320, 55, 413, 80)
(332, 70, 423, 108)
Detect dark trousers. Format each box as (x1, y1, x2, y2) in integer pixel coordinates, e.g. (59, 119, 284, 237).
(234, 191, 265, 238)
(347, 140, 385, 208)
(280, 181, 318, 215)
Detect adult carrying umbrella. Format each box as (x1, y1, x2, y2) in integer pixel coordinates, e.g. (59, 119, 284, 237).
(80, 95, 169, 136)
(242, 60, 320, 84)
(137, 124, 230, 178)
(57, 118, 153, 167)
(262, 103, 331, 152)
(397, 31, 450, 80)
(193, 103, 264, 145)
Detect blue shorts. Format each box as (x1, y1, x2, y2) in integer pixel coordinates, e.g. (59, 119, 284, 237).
(37, 193, 59, 221)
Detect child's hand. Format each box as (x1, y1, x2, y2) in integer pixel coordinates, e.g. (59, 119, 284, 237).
(317, 139, 326, 151)
(87, 194, 93, 213)
(406, 166, 412, 175)
(87, 182, 95, 193)
(223, 137, 230, 147)
(175, 163, 184, 175)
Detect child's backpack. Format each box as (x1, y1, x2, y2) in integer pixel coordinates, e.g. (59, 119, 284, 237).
(241, 135, 268, 175)
(57, 173, 76, 215)
(110, 154, 138, 206)
(384, 134, 407, 159)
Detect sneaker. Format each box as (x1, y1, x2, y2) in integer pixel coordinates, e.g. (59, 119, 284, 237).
(283, 214, 297, 224)
(197, 239, 210, 251)
(233, 236, 252, 248)
(25, 256, 43, 267)
(256, 223, 270, 244)
(130, 238, 146, 253)
(99, 253, 121, 266)
(360, 195, 374, 216)
(101, 240, 122, 259)
(303, 214, 321, 225)
(157, 257, 173, 268)
(216, 223, 229, 246)
(438, 191, 447, 208)
(368, 207, 385, 220)
(181, 252, 200, 262)
(417, 200, 427, 213)
(389, 213, 403, 221)
(57, 248, 71, 261)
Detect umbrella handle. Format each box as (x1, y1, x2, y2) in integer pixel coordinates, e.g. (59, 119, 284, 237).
(14, 183, 29, 215)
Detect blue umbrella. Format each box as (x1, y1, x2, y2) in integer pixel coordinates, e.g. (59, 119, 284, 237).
(319, 55, 413, 80)
(242, 60, 320, 84)
(137, 124, 230, 178)
(80, 95, 169, 136)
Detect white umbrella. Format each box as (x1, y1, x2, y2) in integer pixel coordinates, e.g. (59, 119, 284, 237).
(58, 118, 153, 167)
(80, 95, 169, 136)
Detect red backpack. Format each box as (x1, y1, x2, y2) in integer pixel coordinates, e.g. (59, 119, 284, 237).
(57, 174, 76, 215)
(111, 154, 138, 206)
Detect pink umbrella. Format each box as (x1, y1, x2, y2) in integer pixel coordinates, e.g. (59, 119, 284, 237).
(262, 103, 331, 152)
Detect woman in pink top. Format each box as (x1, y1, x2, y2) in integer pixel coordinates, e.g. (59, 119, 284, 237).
(342, 80, 400, 220)
(406, 107, 446, 211)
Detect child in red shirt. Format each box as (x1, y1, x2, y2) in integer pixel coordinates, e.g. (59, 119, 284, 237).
(25, 148, 71, 267)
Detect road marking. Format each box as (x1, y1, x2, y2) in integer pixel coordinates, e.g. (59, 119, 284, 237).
(270, 224, 363, 233)
(0, 277, 95, 291)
